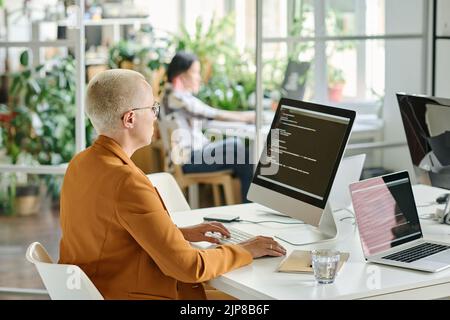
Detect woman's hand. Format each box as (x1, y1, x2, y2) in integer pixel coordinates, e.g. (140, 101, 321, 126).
(238, 236, 286, 258)
(218, 110, 255, 124)
(179, 222, 231, 244)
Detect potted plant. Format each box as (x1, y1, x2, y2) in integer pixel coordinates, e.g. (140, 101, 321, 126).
(173, 14, 235, 84)
(173, 14, 256, 111)
(108, 26, 173, 97)
(13, 172, 41, 216)
(0, 51, 83, 215)
(327, 64, 346, 102)
(108, 40, 138, 69)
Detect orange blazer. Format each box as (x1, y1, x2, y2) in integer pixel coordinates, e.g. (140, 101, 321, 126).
(59, 135, 252, 299)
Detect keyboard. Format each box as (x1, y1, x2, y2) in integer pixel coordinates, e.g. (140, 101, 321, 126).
(382, 242, 450, 263)
(207, 226, 254, 245)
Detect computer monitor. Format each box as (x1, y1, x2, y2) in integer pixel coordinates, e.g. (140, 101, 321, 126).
(280, 61, 310, 101)
(247, 98, 355, 245)
(396, 93, 450, 190)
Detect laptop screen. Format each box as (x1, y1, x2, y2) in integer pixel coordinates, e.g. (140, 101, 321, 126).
(350, 172, 422, 257)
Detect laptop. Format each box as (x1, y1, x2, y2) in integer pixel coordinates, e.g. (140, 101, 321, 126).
(349, 171, 450, 272)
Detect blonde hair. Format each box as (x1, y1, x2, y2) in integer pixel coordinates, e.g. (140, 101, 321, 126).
(85, 69, 148, 133)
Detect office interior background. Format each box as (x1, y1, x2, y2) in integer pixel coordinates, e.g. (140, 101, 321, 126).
(0, 0, 449, 299)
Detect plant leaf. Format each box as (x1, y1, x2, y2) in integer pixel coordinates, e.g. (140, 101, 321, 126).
(20, 51, 29, 67)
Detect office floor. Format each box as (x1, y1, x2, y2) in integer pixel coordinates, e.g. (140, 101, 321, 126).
(0, 199, 59, 300)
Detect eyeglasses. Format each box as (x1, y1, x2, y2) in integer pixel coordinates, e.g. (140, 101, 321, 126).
(121, 101, 160, 119)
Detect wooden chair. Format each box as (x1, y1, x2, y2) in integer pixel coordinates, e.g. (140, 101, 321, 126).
(157, 117, 238, 207)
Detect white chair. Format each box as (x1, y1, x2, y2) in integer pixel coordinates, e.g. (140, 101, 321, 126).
(147, 172, 191, 212)
(25, 242, 103, 300)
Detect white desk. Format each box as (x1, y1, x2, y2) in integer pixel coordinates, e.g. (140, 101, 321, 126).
(171, 184, 450, 300)
(203, 114, 384, 144)
(204, 116, 384, 166)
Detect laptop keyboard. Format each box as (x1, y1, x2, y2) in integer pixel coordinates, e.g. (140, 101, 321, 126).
(382, 242, 450, 263)
(207, 226, 254, 245)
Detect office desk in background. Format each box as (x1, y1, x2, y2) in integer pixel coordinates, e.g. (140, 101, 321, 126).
(204, 114, 384, 166)
(172, 184, 450, 300)
(204, 113, 383, 143)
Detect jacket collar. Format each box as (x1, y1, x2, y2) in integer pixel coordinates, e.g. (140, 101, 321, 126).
(94, 135, 135, 167)
(94, 135, 169, 215)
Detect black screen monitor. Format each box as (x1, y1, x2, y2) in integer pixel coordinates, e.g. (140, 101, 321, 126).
(396, 93, 450, 190)
(280, 61, 310, 101)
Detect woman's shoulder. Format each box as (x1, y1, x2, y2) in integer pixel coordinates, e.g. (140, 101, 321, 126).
(164, 85, 196, 108)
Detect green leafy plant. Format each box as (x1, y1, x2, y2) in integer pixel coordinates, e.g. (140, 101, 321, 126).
(172, 14, 256, 111)
(108, 26, 173, 70)
(108, 26, 173, 97)
(1, 51, 96, 203)
(108, 40, 140, 69)
(173, 14, 235, 82)
(8, 51, 77, 165)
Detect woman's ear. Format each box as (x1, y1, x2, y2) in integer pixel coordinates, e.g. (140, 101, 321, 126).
(122, 111, 135, 129)
(172, 76, 185, 91)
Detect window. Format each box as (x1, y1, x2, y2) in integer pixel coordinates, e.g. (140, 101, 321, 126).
(261, 0, 425, 110)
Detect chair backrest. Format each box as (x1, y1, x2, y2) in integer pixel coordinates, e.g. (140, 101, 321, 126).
(25, 242, 103, 300)
(147, 172, 191, 212)
(157, 117, 174, 172)
(157, 117, 189, 184)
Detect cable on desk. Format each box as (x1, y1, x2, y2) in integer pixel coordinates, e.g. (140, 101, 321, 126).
(334, 207, 356, 223)
(236, 219, 305, 225)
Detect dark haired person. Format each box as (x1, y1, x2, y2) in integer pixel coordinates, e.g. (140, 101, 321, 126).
(162, 52, 255, 203)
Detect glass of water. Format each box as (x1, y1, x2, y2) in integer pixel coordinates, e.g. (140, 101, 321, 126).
(311, 249, 340, 284)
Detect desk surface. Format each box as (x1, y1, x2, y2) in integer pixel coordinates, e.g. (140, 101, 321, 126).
(171, 184, 450, 300)
(204, 116, 383, 141)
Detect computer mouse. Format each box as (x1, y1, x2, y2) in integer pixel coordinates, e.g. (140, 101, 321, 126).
(436, 193, 450, 204)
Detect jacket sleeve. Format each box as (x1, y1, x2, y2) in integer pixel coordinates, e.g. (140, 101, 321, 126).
(115, 171, 253, 283)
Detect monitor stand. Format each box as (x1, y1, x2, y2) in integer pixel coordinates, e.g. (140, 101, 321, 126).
(274, 204, 338, 246)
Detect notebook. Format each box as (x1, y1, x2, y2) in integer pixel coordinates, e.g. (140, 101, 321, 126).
(277, 250, 349, 273)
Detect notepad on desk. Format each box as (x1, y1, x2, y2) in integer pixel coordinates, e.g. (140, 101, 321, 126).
(277, 250, 350, 274)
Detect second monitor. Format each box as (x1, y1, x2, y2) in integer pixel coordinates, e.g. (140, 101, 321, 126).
(247, 98, 355, 245)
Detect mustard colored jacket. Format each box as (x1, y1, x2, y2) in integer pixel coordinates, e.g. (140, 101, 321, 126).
(59, 135, 252, 299)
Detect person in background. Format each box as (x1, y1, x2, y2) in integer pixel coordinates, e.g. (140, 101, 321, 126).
(162, 51, 255, 203)
(59, 69, 285, 300)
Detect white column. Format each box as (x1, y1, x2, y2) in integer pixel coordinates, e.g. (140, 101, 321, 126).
(75, 0, 86, 153)
(255, 0, 263, 163)
(314, 0, 327, 103)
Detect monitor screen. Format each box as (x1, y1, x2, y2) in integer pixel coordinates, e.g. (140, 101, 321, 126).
(396, 93, 450, 189)
(252, 98, 355, 209)
(350, 171, 422, 257)
(280, 61, 310, 100)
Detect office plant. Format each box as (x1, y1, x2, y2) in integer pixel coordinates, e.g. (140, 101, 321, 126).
(0, 51, 95, 213)
(173, 14, 256, 111)
(327, 64, 346, 102)
(108, 25, 173, 97)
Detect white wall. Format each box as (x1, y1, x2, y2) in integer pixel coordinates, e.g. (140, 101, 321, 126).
(437, 0, 450, 36)
(436, 41, 450, 97)
(381, 0, 425, 181)
(435, 0, 450, 97)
